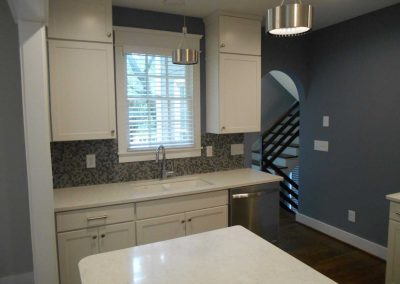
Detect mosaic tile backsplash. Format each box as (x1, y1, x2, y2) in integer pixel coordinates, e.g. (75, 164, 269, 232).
(51, 133, 245, 188)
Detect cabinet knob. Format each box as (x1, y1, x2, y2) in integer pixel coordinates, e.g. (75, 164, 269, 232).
(221, 126, 226, 131)
(181, 220, 185, 224)
(92, 235, 97, 240)
(107, 32, 112, 38)
(111, 130, 115, 136)
(188, 219, 192, 222)
(101, 234, 106, 238)
(220, 43, 226, 48)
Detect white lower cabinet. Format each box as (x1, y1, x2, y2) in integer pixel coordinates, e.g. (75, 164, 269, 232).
(136, 206, 228, 245)
(386, 219, 400, 284)
(186, 206, 228, 235)
(57, 222, 136, 284)
(56, 190, 228, 283)
(58, 228, 99, 284)
(136, 214, 186, 245)
(98, 222, 136, 253)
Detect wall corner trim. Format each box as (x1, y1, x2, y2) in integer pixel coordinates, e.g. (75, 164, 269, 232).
(296, 213, 387, 260)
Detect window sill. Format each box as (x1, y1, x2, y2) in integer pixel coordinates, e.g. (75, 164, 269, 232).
(118, 147, 202, 163)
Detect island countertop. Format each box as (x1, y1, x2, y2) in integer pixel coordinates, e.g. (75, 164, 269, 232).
(79, 226, 336, 284)
(386, 192, 400, 203)
(54, 168, 283, 212)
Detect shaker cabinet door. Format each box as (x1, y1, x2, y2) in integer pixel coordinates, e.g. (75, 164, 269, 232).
(185, 206, 228, 236)
(219, 15, 261, 56)
(48, 40, 116, 141)
(57, 228, 99, 284)
(136, 214, 186, 245)
(219, 53, 261, 133)
(48, 0, 113, 43)
(99, 222, 136, 253)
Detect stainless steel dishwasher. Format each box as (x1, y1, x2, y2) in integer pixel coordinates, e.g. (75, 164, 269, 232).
(230, 183, 279, 242)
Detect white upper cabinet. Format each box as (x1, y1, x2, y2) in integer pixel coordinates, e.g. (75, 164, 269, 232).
(47, 0, 115, 141)
(48, 0, 113, 43)
(219, 16, 261, 56)
(219, 54, 261, 133)
(205, 12, 262, 134)
(49, 40, 116, 141)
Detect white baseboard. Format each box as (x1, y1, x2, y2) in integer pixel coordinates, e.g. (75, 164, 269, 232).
(296, 213, 387, 260)
(0, 272, 33, 284)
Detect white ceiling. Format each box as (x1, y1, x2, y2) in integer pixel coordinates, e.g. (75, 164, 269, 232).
(112, 0, 400, 30)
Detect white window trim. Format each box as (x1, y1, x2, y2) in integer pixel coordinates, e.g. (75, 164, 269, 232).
(114, 26, 203, 163)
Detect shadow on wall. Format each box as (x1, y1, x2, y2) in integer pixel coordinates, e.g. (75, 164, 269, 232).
(244, 70, 303, 167)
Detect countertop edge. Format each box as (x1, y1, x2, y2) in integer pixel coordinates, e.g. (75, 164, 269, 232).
(54, 169, 283, 212)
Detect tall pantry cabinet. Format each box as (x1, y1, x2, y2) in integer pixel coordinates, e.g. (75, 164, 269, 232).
(205, 12, 262, 134)
(47, 0, 116, 141)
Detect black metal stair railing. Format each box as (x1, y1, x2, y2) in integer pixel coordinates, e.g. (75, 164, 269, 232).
(259, 102, 300, 214)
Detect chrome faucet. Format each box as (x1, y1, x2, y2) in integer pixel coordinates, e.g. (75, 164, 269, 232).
(155, 145, 173, 180)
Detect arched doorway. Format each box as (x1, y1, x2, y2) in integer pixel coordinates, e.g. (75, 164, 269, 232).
(251, 70, 301, 214)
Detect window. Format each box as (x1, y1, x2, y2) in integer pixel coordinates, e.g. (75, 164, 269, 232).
(115, 27, 202, 162)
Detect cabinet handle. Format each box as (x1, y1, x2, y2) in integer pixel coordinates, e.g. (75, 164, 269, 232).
(396, 212, 400, 216)
(220, 43, 226, 48)
(92, 235, 97, 240)
(107, 32, 112, 38)
(87, 215, 108, 222)
(101, 234, 106, 238)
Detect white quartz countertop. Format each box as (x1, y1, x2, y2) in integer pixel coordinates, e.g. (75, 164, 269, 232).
(79, 226, 336, 284)
(387, 192, 400, 202)
(54, 169, 282, 212)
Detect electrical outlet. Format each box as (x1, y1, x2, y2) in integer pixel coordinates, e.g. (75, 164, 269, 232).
(231, 144, 244, 155)
(323, 116, 329, 127)
(206, 146, 213, 157)
(348, 210, 356, 223)
(86, 154, 96, 169)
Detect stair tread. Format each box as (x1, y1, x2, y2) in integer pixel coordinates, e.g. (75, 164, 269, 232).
(270, 142, 300, 148)
(275, 153, 298, 159)
(269, 165, 288, 170)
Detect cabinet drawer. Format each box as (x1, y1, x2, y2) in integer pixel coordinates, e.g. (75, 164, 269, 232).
(136, 190, 228, 220)
(390, 202, 400, 222)
(56, 204, 135, 232)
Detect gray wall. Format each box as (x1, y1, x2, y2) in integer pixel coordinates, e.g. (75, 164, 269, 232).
(0, 0, 33, 277)
(299, 4, 400, 246)
(244, 32, 308, 167)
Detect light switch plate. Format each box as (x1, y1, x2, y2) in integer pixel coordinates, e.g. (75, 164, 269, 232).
(314, 140, 329, 152)
(323, 116, 330, 127)
(206, 146, 213, 157)
(86, 154, 96, 168)
(231, 144, 244, 156)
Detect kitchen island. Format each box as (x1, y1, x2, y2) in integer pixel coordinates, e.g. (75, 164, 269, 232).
(79, 226, 336, 284)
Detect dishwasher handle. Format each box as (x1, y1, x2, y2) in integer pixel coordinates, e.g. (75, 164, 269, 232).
(231, 191, 267, 199)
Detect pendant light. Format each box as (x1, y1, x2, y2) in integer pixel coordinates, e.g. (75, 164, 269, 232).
(172, 16, 199, 65)
(267, 0, 313, 36)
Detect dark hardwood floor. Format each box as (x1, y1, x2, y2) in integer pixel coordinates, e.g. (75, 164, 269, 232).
(275, 210, 386, 284)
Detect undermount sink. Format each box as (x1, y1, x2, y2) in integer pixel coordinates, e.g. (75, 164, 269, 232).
(133, 178, 213, 192)
(161, 178, 213, 190)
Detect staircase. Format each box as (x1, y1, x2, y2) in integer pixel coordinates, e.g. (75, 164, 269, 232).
(252, 102, 300, 214)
